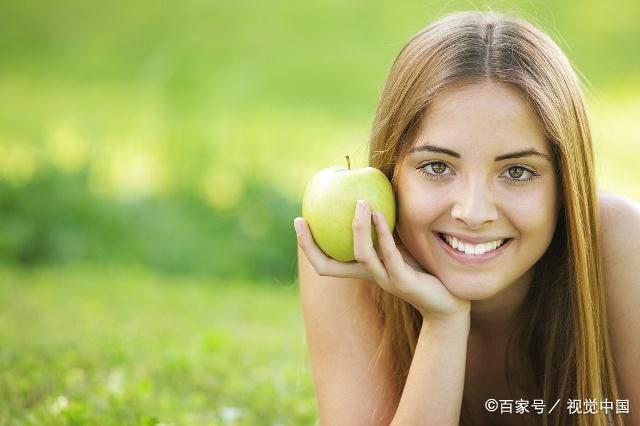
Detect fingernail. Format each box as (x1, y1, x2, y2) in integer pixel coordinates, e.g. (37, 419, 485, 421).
(357, 199, 366, 211)
(293, 218, 302, 236)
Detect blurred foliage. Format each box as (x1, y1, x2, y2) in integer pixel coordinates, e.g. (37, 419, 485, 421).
(0, 0, 638, 281)
(0, 167, 298, 281)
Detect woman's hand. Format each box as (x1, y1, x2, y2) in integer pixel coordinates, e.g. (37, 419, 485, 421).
(294, 200, 470, 321)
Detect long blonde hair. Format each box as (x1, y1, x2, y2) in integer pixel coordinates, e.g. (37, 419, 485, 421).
(366, 11, 622, 426)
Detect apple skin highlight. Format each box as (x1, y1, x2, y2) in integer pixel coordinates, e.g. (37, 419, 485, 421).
(302, 162, 396, 262)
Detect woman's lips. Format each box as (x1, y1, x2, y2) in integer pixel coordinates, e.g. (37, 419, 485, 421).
(433, 232, 513, 264)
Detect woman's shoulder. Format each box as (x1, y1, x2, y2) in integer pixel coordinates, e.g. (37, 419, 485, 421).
(598, 191, 640, 409)
(598, 191, 640, 251)
(599, 190, 640, 216)
(598, 190, 639, 279)
(598, 191, 640, 238)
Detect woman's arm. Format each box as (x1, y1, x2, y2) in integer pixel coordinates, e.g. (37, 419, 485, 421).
(391, 312, 470, 425)
(299, 245, 470, 425)
(298, 246, 400, 425)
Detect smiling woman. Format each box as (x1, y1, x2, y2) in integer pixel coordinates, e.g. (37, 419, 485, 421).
(295, 10, 639, 426)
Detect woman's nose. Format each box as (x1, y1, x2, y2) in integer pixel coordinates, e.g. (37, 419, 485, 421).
(450, 180, 499, 229)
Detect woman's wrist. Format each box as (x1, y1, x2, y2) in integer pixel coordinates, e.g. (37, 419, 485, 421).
(421, 304, 471, 335)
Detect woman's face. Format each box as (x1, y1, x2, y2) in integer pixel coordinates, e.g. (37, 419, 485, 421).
(395, 80, 560, 301)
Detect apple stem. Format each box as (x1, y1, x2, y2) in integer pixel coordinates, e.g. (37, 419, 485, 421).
(345, 155, 351, 170)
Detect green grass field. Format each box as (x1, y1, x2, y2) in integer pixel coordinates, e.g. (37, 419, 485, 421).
(0, 266, 315, 425)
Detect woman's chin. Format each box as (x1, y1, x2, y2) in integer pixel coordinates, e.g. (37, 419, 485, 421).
(438, 275, 504, 301)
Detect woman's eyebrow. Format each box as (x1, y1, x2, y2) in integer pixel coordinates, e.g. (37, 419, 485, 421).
(409, 144, 552, 162)
(494, 149, 552, 162)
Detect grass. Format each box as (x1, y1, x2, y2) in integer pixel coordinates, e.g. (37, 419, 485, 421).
(0, 265, 316, 425)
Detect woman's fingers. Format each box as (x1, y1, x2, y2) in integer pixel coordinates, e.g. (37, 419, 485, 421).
(371, 210, 410, 286)
(294, 217, 369, 280)
(352, 200, 389, 285)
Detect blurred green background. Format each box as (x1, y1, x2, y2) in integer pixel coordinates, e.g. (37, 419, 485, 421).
(0, 0, 638, 424)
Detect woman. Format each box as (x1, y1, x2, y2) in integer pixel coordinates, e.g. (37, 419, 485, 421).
(293, 11, 639, 426)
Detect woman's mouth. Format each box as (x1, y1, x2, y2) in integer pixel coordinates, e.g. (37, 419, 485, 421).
(434, 232, 513, 264)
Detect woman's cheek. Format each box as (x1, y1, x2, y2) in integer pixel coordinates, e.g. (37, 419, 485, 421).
(398, 183, 447, 223)
(501, 186, 557, 231)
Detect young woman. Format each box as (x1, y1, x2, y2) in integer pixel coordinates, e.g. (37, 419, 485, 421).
(293, 11, 639, 426)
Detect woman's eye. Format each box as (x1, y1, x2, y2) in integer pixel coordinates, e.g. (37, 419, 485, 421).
(418, 161, 452, 177)
(508, 166, 526, 179)
(502, 166, 539, 182)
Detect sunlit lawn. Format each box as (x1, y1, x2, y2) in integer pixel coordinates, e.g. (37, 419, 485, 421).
(0, 265, 316, 425)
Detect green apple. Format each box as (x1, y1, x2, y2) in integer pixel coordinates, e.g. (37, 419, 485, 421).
(302, 156, 396, 262)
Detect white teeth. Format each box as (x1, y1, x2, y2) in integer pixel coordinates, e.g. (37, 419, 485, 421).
(442, 233, 506, 255)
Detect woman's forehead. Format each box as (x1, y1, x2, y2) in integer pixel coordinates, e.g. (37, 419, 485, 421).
(415, 81, 550, 156)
